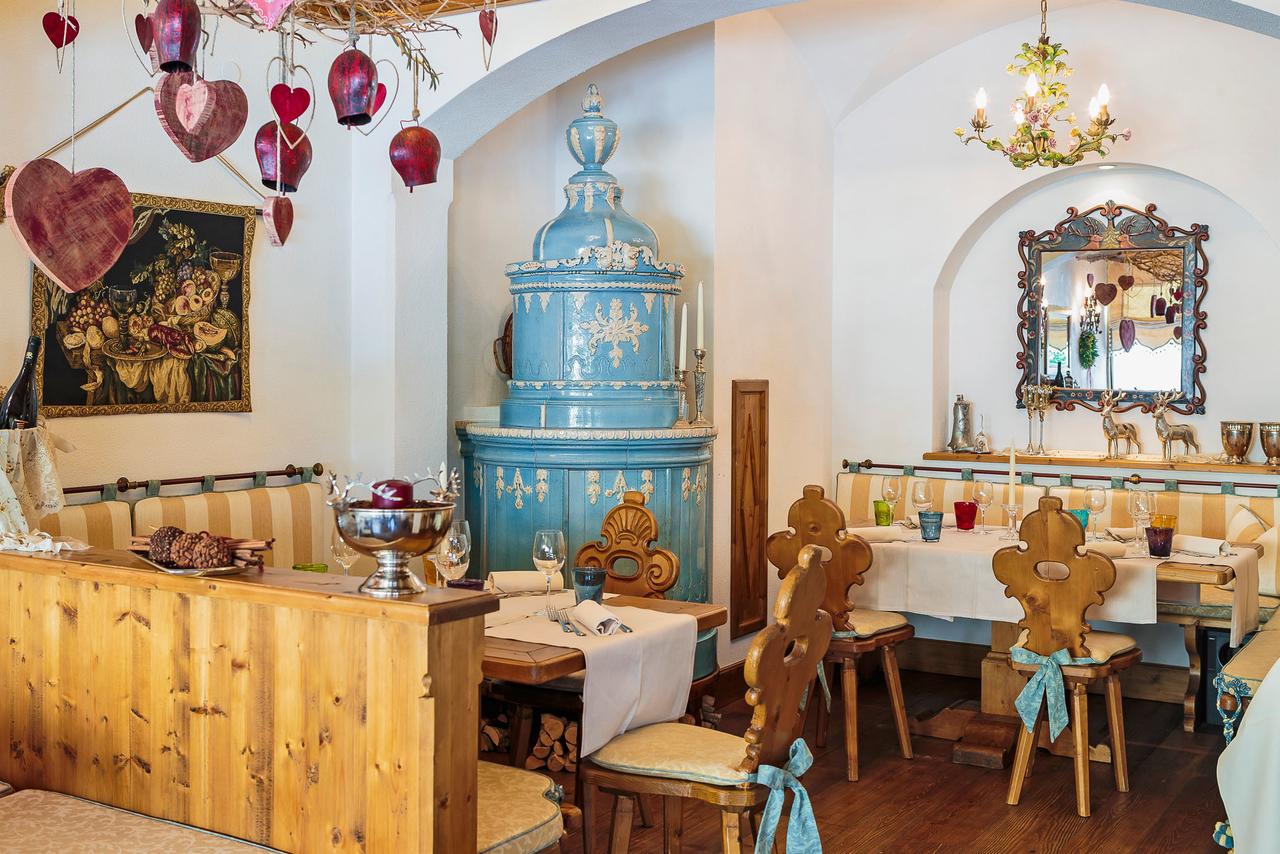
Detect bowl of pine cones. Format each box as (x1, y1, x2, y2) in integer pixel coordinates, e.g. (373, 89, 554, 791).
(129, 526, 275, 576)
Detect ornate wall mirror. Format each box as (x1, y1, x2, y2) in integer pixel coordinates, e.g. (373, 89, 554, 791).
(1016, 201, 1208, 414)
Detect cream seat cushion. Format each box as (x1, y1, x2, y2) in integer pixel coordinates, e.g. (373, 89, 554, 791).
(833, 609, 908, 639)
(133, 483, 330, 568)
(477, 761, 564, 854)
(0, 789, 265, 852)
(589, 721, 752, 786)
(1223, 620, 1280, 694)
(0, 782, 10, 798)
(1226, 507, 1280, 597)
(1014, 629, 1137, 663)
(38, 500, 133, 549)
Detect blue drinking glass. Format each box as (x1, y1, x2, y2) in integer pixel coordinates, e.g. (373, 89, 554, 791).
(1068, 509, 1091, 532)
(572, 567, 607, 604)
(919, 511, 944, 543)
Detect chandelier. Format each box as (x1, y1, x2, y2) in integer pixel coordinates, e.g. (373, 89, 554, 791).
(955, 0, 1129, 169)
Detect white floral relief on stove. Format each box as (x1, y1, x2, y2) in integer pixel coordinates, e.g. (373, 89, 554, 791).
(539, 293, 551, 312)
(579, 298, 649, 369)
(682, 467, 692, 502)
(523, 293, 533, 312)
(494, 467, 507, 502)
(644, 293, 656, 313)
(605, 470, 630, 502)
(586, 471, 602, 505)
(640, 470, 655, 502)
(535, 470, 549, 504)
(694, 466, 707, 505)
(507, 469, 533, 510)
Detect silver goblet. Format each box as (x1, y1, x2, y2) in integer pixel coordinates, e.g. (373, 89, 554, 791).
(1220, 421, 1255, 465)
(334, 500, 455, 597)
(1260, 423, 1280, 466)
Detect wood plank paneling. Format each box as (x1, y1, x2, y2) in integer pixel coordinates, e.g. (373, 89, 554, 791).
(730, 380, 769, 639)
(0, 553, 489, 851)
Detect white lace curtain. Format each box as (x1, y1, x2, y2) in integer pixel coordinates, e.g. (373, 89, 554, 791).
(0, 427, 64, 536)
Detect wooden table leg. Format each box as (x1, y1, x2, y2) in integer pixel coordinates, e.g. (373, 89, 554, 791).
(1183, 622, 1201, 734)
(950, 622, 1021, 768)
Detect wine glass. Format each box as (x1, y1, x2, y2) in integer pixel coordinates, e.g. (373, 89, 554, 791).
(1128, 488, 1152, 556)
(910, 481, 933, 522)
(881, 479, 901, 524)
(1085, 486, 1107, 541)
(532, 529, 567, 617)
(973, 480, 995, 533)
(330, 527, 358, 575)
(437, 520, 471, 585)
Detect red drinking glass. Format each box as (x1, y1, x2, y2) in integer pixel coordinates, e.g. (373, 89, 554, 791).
(954, 501, 978, 531)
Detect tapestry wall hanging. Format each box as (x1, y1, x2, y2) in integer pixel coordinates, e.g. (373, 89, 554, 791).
(31, 193, 254, 416)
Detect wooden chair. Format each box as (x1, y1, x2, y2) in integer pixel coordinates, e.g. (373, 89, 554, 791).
(579, 545, 832, 854)
(575, 491, 679, 598)
(765, 484, 914, 782)
(995, 495, 1142, 818)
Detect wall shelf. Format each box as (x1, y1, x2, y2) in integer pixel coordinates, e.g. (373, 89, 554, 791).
(922, 451, 1280, 477)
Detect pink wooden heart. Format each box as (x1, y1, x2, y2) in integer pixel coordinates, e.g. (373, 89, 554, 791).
(135, 13, 153, 51)
(245, 0, 295, 30)
(175, 79, 210, 133)
(479, 9, 498, 46)
(270, 83, 311, 124)
(42, 12, 80, 48)
(263, 197, 294, 247)
(371, 83, 388, 116)
(1117, 274, 1134, 290)
(4, 159, 133, 295)
(1119, 318, 1136, 352)
(154, 72, 248, 163)
(1094, 281, 1118, 306)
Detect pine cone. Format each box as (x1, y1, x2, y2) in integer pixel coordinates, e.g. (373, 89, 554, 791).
(148, 526, 184, 564)
(190, 534, 231, 569)
(169, 532, 204, 568)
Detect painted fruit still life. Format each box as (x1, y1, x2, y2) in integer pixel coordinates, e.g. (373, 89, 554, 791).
(32, 193, 255, 416)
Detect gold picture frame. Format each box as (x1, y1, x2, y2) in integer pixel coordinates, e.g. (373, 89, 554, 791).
(31, 193, 255, 417)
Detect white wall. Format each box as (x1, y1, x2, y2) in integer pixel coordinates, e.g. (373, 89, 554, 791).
(0, 0, 354, 487)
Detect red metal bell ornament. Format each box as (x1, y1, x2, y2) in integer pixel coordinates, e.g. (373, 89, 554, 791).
(153, 0, 201, 73)
(328, 47, 379, 127)
(254, 121, 313, 194)
(389, 123, 441, 192)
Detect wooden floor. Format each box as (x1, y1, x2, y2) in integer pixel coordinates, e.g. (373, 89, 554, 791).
(553, 670, 1226, 853)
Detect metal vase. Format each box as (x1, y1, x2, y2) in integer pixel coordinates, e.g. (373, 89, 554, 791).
(328, 48, 379, 127)
(389, 124, 441, 191)
(254, 121, 312, 194)
(1260, 422, 1280, 466)
(1220, 421, 1255, 464)
(153, 0, 201, 73)
(334, 501, 454, 597)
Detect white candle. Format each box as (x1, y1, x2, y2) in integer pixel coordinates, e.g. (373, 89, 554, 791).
(1008, 441, 1017, 493)
(678, 303, 688, 372)
(696, 281, 705, 350)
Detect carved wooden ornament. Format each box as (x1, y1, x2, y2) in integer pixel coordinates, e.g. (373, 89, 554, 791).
(154, 72, 249, 163)
(740, 545, 832, 773)
(4, 158, 133, 295)
(573, 490, 678, 598)
(766, 484, 873, 634)
(992, 496, 1117, 658)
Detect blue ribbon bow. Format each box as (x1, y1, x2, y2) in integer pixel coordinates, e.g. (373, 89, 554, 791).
(1010, 646, 1094, 741)
(753, 739, 822, 854)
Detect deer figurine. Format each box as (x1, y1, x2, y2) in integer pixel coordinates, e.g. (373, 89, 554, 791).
(1100, 390, 1142, 458)
(1152, 391, 1200, 461)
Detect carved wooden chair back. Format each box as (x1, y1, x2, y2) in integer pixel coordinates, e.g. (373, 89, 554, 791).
(738, 544, 833, 773)
(992, 495, 1117, 659)
(574, 491, 679, 599)
(765, 484, 873, 634)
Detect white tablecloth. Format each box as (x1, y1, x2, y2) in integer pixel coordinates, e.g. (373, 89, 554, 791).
(1219, 655, 1280, 853)
(0, 427, 63, 536)
(485, 590, 697, 756)
(857, 530, 1158, 625)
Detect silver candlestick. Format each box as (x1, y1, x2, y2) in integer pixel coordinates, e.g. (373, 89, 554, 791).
(673, 369, 691, 427)
(692, 348, 710, 426)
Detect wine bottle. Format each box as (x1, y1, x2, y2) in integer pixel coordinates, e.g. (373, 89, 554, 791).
(0, 336, 42, 430)
(1051, 360, 1065, 388)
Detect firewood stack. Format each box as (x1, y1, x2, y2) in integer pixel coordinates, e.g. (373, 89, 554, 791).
(524, 713, 579, 774)
(479, 713, 510, 753)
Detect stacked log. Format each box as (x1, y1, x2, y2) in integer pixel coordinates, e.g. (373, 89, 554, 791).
(479, 713, 510, 753)
(524, 713, 578, 774)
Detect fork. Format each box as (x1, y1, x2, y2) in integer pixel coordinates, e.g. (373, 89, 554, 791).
(556, 607, 586, 637)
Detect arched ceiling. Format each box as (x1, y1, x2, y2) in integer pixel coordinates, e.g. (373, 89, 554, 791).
(427, 0, 1280, 158)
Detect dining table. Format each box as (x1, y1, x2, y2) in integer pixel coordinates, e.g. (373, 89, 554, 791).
(845, 519, 1259, 767)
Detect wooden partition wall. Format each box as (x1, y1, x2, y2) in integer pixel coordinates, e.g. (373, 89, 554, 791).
(0, 549, 496, 852)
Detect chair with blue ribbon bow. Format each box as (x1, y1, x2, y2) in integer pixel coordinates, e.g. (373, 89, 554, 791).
(579, 545, 832, 853)
(994, 495, 1143, 819)
(767, 484, 915, 782)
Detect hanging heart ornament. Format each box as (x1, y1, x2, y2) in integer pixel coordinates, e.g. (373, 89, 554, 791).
(271, 83, 310, 124)
(1117, 274, 1135, 290)
(479, 3, 497, 70)
(155, 72, 248, 163)
(42, 11, 80, 48)
(5, 159, 133, 295)
(244, 0, 295, 30)
(263, 196, 294, 247)
(134, 13, 153, 50)
(266, 56, 316, 142)
(1119, 318, 1136, 352)
(1093, 282, 1118, 306)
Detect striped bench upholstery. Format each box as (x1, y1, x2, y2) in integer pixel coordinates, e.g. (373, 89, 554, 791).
(837, 472, 1045, 528)
(133, 483, 330, 569)
(37, 501, 134, 550)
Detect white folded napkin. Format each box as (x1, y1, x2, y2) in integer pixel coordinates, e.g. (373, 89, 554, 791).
(1106, 527, 1141, 542)
(1085, 541, 1128, 558)
(573, 599, 623, 636)
(847, 526, 914, 544)
(1173, 534, 1229, 558)
(489, 570, 565, 594)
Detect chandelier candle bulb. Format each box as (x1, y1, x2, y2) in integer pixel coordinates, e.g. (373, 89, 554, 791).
(974, 88, 988, 124)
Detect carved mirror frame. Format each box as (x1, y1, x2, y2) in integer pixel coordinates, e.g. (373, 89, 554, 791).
(1015, 201, 1208, 415)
